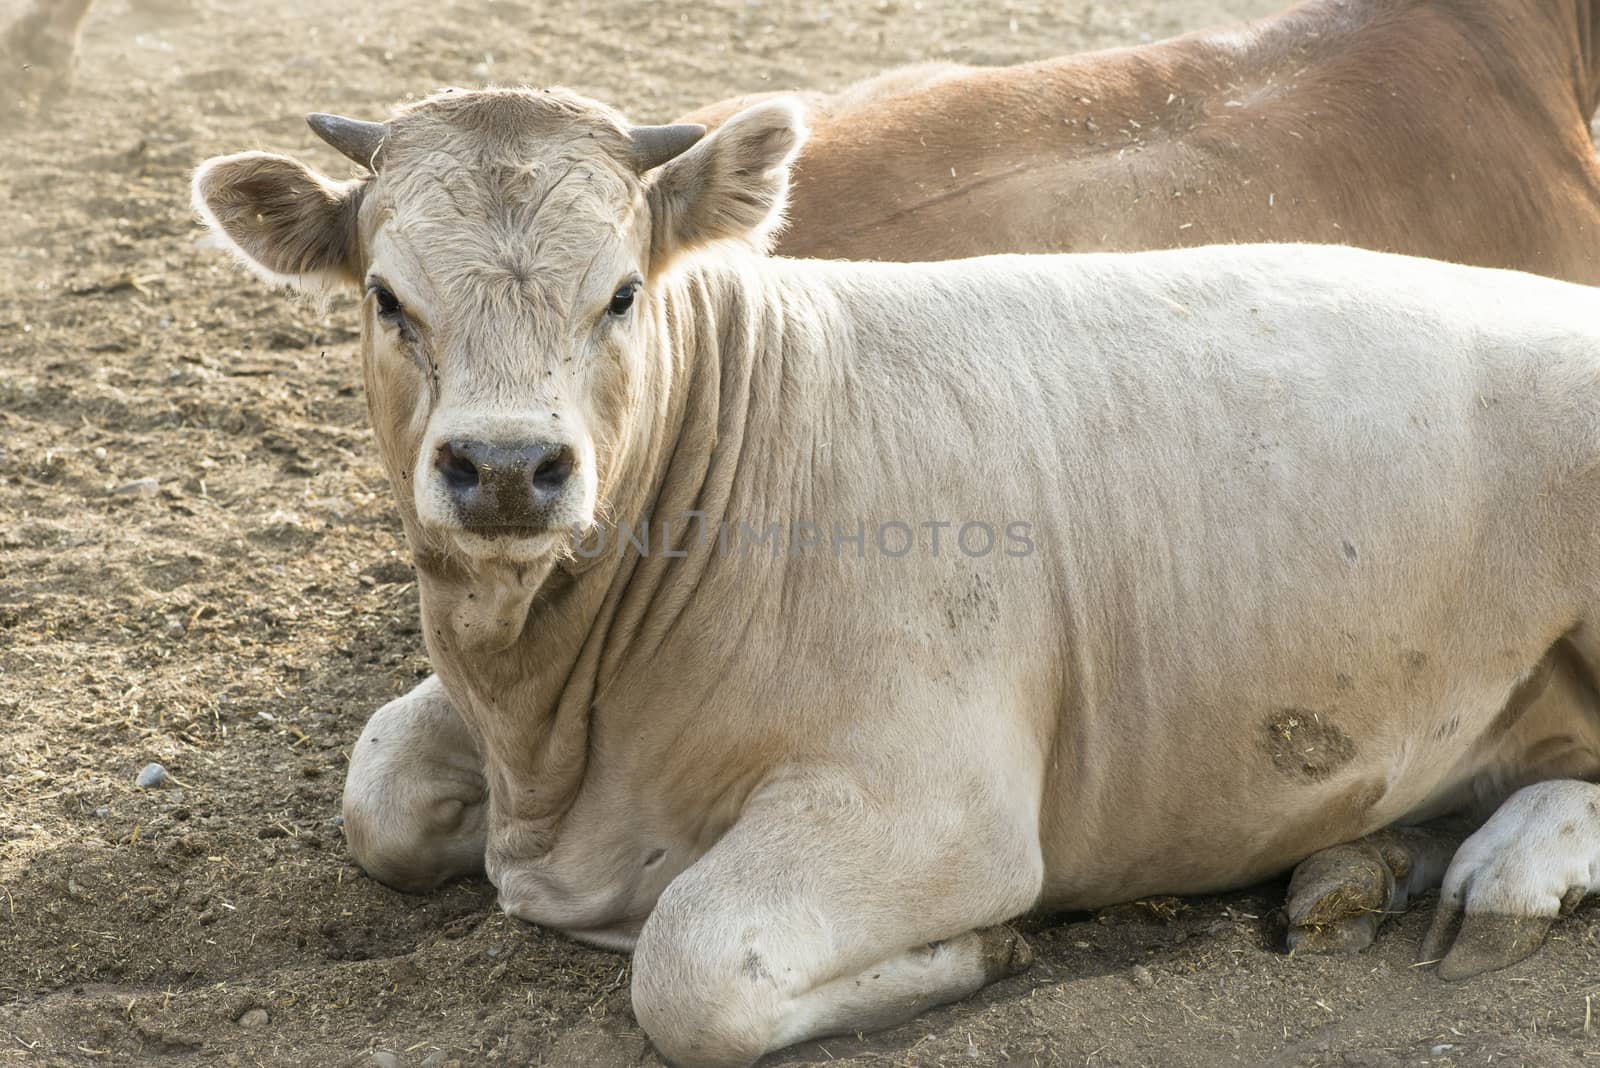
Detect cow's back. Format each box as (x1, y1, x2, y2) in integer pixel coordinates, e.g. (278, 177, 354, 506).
(747, 0, 1600, 283)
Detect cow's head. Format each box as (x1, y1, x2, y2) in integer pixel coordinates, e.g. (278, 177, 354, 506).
(193, 87, 806, 565)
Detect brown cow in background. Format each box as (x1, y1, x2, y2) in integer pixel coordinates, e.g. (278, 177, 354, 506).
(683, 0, 1600, 281)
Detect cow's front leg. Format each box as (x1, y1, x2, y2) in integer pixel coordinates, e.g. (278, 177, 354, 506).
(631, 769, 1044, 1068)
(1284, 822, 1467, 954)
(1419, 779, 1600, 979)
(342, 675, 488, 892)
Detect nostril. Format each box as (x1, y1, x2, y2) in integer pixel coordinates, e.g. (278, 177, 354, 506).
(436, 444, 480, 492)
(532, 445, 574, 491)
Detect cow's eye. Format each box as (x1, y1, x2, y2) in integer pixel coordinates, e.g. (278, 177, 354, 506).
(370, 283, 403, 319)
(607, 282, 638, 317)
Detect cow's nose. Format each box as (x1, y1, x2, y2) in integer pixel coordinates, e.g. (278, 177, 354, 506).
(434, 440, 576, 532)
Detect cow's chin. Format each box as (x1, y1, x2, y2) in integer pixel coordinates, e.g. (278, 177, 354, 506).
(448, 526, 572, 566)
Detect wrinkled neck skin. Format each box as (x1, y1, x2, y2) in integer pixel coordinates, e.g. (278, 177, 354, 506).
(398, 256, 771, 865)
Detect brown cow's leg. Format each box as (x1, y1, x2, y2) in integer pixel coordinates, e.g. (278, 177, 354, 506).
(630, 766, 1043, 1068)
(1284, 822, 1468, 955)
(341, 675, 488, 893)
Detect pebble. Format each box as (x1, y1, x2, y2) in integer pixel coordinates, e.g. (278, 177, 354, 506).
(114, 477, 160, 496)
(235, 1008, 269, 1029)
(419, 1053, 450, 1068)
(135, 763, 170, 788)
(371, 1052, 402, 1068)
(1131, 964, 1154, 989)
(1430, 1045, 1456, 1056)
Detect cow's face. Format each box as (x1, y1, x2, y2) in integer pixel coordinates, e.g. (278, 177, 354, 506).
(193, 88, 804, 565)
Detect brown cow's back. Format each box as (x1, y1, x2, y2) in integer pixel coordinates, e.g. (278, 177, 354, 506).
(682, 0, 1600, 282)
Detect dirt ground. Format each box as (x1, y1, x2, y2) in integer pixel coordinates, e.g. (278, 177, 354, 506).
(3, 0, 1600, 1065)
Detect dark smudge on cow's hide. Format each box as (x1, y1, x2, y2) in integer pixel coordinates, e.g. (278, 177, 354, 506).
(1262, 708, 1356, 781)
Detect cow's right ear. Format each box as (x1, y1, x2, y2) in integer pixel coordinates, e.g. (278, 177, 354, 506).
(191, 152, 365, 294)
(643, 99, 808, 273)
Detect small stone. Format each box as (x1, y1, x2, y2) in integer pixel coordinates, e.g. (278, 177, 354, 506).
(371, 1052, 402, 1068)
(1131, 964, 1154, 988)
(93, 806, 109, 817)
(420, 1053, 450, 1068)
(1430, 1045, 1456, 1056)
(235, 1008, 268, 1029)
(135, 763, 170, 788)
(114, 478, 160, 497)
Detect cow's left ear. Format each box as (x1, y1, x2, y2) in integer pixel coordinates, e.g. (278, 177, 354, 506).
(643, 99, 808, 272)
(191, 151, 366, 295)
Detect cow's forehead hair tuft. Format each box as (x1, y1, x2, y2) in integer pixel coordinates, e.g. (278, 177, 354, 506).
(383, 86, 636, 175)
(366, 87, 644, 319)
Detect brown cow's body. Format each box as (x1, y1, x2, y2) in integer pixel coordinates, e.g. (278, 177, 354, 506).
(684, 0, 1600, 280)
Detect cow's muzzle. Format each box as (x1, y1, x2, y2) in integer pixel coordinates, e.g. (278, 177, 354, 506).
(433, 439, 576, 535)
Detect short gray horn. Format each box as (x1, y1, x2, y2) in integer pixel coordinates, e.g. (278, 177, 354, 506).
(306, 113, 389, 170)
(629, 123, 706, 172)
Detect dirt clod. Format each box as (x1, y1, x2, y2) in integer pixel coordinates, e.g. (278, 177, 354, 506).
(235, 1008, 268, 1029)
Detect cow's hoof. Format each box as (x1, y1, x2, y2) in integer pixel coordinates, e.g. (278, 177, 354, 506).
(1420, 909, 1562, 980)
(1418, 780, 1600, 979)
(1284, 839, 1408, 955)
(976, 923, 1034, 981)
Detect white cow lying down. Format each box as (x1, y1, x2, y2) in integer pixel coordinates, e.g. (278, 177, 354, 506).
(193, 87, 1600, 1067)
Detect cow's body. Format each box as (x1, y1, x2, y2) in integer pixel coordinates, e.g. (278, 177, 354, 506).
(409, 246, 1600, 953)
(193, 87, 1600, 1066)
(683, 0, 1600, 280)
